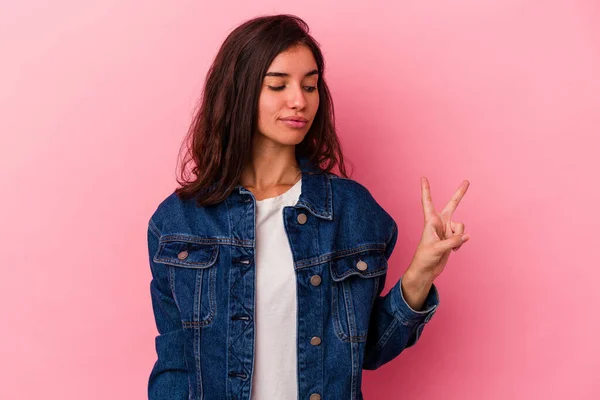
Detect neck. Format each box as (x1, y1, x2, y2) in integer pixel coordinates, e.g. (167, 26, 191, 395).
(239, 141, 300, 191)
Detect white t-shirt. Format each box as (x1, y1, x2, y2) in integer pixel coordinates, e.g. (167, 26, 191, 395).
(250, 178, 302, 400)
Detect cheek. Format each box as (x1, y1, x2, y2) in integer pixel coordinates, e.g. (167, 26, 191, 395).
(258, 93, 281, 120)
(309, 95, 320, 117)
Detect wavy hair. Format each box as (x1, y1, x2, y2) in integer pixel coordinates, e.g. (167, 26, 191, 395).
(175, 14, 349, 206)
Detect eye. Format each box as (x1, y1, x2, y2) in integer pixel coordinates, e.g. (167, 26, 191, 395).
(267, 85, 317, 92)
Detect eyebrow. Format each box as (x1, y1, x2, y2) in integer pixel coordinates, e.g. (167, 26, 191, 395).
(265, 69, 319, 78)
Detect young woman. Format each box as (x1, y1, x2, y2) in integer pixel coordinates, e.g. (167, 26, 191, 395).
(147, 13, 470, 400)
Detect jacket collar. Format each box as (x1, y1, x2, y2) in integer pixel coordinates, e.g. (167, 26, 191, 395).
(296, 155, 333, 220)
(235, 154, 333, 220)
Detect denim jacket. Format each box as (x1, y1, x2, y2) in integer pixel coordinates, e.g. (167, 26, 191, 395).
(147, 156, 440, 400)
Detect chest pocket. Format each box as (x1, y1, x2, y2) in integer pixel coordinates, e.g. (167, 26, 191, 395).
(154, 239, 219, 328)
(329, 249, 388, 342)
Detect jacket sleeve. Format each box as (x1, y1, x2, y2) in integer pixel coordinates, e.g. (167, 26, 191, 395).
(147, 219, 190, 399)
(362, 220, 440, 370)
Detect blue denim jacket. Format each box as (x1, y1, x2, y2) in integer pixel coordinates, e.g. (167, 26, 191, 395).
(147, 156, 440, 400)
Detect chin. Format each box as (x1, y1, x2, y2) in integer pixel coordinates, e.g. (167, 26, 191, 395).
(274, 135, 306, 146)
(261, 127, 309, 146)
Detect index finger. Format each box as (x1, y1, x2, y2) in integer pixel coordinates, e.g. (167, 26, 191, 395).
(441, 180, 470, 216)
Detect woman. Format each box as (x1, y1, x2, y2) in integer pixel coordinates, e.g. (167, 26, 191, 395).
(147, 14, 470, 400)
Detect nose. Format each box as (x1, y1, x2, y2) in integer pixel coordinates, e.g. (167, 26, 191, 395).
(288, 84, 307, 110)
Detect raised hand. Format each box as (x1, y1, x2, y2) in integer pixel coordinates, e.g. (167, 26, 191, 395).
(408, 177, 470, 283)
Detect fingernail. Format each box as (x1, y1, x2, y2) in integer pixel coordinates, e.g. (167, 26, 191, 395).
(461, 234, 469, 242)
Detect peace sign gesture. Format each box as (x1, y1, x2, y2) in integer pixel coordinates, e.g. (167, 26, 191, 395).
(407, 177, 471, 283)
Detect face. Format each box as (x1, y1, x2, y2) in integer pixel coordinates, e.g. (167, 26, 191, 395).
(256, 44, 320, 147)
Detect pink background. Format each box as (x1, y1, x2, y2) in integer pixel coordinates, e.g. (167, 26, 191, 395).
(1, 1, 599, 399)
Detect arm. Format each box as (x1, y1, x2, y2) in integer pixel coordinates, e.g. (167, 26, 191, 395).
(362, 220, 440, 370)
(147, 219, 190, 399)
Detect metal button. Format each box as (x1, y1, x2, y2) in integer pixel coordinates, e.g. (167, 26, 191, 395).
(297, 213, 307, 224)
(310, 275, 321, 286)
(310, 336, 321, 346)
(310, 394, 321, 400)
(356, 260, 368, 271)
(177, 250, 188, 260)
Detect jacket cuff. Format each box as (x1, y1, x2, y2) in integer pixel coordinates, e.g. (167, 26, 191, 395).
(391, 275, 440, 326)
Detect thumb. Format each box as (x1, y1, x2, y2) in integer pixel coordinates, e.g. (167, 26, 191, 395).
(436, 233, 469, 253)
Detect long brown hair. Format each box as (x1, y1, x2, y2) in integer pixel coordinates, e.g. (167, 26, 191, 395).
(175, 14, 349, 206)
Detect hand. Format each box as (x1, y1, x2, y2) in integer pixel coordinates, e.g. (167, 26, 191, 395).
(407, 177, 470, 283)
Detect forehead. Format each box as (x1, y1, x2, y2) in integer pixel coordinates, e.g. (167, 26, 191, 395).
(266, 45, 318, 73)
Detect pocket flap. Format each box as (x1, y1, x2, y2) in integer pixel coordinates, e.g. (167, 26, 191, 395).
(154, 239, 219, 268)
(329, 250, 388, 282)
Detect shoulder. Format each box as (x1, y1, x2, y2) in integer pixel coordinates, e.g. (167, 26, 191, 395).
(329, 174, 376, 199)
(147, 190, 207, 234)
(328, 175, 386, 211)
(328, 174, 397, 234)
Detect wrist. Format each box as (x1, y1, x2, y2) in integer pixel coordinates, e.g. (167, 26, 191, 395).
(403, 267, 434, 291)
(400, 268, 434, 312)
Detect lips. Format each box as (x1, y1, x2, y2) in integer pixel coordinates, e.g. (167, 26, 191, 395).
(280, 116, 308, 122)
(279, 116, 308, 129)
(280, 119, 307, 129)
